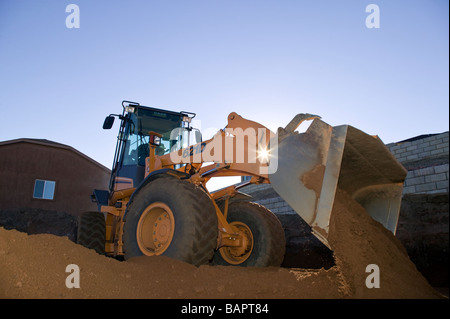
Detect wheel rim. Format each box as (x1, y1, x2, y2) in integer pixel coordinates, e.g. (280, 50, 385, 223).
(136, 202, 175, 256)
(219, 221, 254, 265)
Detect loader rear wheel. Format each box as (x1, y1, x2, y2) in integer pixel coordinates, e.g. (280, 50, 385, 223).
(213, 202, 286, 267)
(123, 175, 217, 266)
(77, 211, 106, 255)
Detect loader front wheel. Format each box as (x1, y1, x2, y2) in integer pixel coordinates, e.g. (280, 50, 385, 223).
(213, 202, 286, 267)
(123, 175, 217, 266)
(136, 202, 175, 256)
(77, 211, 106, 255)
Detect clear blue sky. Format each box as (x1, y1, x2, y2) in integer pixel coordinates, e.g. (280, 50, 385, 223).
(1, 0, 448, 171)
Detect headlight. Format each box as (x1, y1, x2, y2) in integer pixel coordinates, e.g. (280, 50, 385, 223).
(153, 136, 161, 146)
(125, 105, 136, 113)
(149, 131, 162, 146)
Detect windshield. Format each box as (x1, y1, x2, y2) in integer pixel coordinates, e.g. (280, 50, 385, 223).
(121, 108, 183, 166)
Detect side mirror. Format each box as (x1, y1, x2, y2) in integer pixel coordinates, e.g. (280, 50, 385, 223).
(103, 116, 115, 129)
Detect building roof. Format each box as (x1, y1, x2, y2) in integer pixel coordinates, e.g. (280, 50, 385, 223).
(0, 138, 111, 173)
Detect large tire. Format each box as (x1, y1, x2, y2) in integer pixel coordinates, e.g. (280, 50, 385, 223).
(77, 211, 106, 255)
(123, 175, 217, 266)
(213, 202, 286, 267)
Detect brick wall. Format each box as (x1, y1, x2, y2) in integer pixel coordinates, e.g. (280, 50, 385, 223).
(386, 132, 449, 195)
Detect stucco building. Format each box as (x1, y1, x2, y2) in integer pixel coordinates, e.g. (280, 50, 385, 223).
(0, 138, 111, 216)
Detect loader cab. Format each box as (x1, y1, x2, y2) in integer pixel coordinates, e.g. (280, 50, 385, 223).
(103, 101, 197, 195)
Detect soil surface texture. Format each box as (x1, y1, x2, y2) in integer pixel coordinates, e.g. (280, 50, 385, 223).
(0, 189, 444, 299)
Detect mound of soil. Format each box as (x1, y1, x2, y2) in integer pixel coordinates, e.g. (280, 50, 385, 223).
(0, 228, 345, 299)
(328, 189, 441, 298)
(0, 189, 444, 299)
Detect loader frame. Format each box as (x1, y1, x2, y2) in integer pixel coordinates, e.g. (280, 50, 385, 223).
(94, 100, 407, 263)
(98, 102, 283, 258)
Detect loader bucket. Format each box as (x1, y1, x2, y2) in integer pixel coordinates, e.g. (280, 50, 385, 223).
(269, 116, 407, 248)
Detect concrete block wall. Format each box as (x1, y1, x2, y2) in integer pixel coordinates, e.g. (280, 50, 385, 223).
(239, 131, 449, 278)
(243, 131, 449, 209)
(388, 133, 449, 163)
(239, 184, 296, 214)
(386, 132, 449, 195)
(254, 196, 295, 214)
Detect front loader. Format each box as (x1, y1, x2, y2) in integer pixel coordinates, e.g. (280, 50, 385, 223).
(78, 100, 407, 267)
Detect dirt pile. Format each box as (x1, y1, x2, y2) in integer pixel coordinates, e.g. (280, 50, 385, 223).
(0, 228, 345, 299)
(328, 189, 441, 298)
(0, 189, 444, 299)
